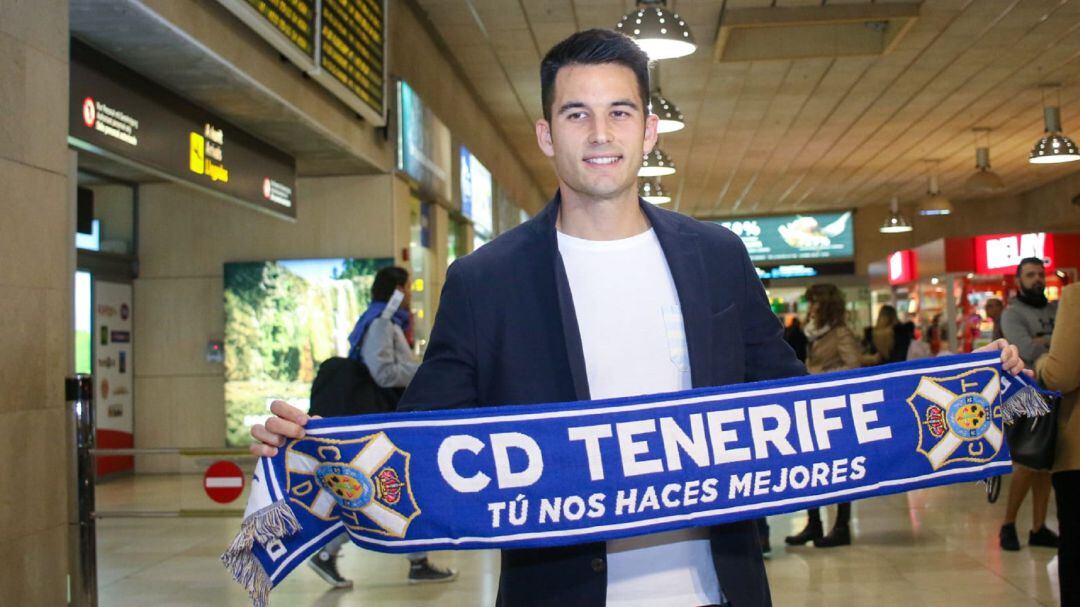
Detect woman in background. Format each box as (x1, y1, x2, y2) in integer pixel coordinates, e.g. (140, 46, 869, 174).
(1034, 282, 1080, 606)
(785, 284, 864, 548)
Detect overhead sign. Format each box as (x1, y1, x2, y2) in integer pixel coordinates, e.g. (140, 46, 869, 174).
(69, 44, 297, 219)
(888, 250, 917, 285)
(755, 262, 856, 281)
(974, 233, 1056, 274)
(460, 147, 493, 237)
(219, 0, 386, 126)
(204, 460, 246, 504)
(315, 0, 386, 123)
(718, 212, 854, 262)
(217, 0, 317, 67)
(397, 81, 452, 202)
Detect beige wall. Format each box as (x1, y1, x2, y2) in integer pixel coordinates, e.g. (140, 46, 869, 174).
(133, 175, 395, 472)
(391, 0, 547, 214)
(854, 170, 1080, 273)
(0, 1, 72, 604)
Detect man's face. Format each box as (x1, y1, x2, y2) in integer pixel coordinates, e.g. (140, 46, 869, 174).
(535, 63, 658, 202)
(985, 300, 1002, 319)
(1019, 263, 1046, 293)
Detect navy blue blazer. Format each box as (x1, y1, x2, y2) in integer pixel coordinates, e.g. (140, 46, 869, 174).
(400, 193, 806, 607)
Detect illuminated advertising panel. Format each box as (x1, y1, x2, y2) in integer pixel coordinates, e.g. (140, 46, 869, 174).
(717, 212, 854, 262)
(974, 233, 1056, 274)
(460, 147, 493, 237)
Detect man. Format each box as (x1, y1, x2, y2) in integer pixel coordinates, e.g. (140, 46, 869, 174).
(252, 29, 1026, 606)
(999, 258, 1059, 552)
(985, 297, 1004, 341)
(307, 266, 457, 588)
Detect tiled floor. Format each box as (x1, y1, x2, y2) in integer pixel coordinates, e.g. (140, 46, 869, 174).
(94, 473, 1060, 606)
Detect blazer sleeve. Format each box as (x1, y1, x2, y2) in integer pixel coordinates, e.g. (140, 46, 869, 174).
(1036, 284, 1080, 395)
(397, 262, 480, 411)
(736, 242, 808, 382)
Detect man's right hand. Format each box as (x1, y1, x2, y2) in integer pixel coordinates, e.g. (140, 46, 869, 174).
(249, 400, 315, 457)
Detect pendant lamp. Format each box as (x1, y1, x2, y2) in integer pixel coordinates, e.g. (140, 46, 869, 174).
(965, 128, 1005, 194)
(880, 196, 913, 233)
(651, 90, 685, 133)
(615, 1, 696, 61)
(639, 147, 676, 177)
(639, 179, 671, 204)
(917, 163, 953, 217)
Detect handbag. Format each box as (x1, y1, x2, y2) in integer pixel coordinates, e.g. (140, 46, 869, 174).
(1004, 398, 1059, 470)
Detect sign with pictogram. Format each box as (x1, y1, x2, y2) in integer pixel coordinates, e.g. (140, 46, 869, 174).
(204, 460, 246, 504)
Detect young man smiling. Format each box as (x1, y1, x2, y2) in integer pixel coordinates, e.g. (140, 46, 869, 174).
(251, 29, 1025, 606)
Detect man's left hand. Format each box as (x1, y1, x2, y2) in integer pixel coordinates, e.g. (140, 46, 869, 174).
(974, 338, 1031, 377)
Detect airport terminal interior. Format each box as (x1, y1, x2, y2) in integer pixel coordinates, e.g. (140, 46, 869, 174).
(3, 0, 1080, 605)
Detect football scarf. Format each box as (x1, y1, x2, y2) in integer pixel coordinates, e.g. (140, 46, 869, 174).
(224, 352, 1055, 606)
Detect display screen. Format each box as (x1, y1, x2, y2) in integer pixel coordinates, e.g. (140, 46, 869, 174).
(70, 43, 298, 219)
(460, 146, 493, 237)
(218, 0, 317, 60)
(223, 257, 392, 446)
(319, 0, 385, 118)
(397, 81, 452, 202)
(718, 212, 854, 262)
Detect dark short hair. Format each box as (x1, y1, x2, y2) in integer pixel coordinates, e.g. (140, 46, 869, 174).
(371, 266, 408, 303)
(1016, 257, 1045, 277)
(540, 29, 651, 123)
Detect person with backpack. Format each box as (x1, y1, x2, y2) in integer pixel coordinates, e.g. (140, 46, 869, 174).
(306, 266, 457, 589)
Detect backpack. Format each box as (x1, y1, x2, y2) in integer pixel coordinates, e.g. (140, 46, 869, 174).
(308, 357, 404, 418)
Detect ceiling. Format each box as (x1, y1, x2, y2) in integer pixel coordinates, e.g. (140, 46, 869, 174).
(412, 0, 1080, 217)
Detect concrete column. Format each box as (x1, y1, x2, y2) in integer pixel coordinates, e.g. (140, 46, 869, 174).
(0, 1, 74, 603)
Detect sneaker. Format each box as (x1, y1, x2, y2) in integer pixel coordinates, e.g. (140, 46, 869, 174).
(999, 523, 1020, 552)
(1029, 526, 1059, 548)
(760, 534, 772, 559)
(308, 551, 353, 589)
(408, 558, 458, 584)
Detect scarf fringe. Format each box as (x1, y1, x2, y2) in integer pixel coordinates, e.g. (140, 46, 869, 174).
(1000, 379, 1056, 424)
(221, 500, 301, 607)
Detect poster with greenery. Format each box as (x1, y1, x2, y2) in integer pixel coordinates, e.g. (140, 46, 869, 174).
(224, 258, 392, 447)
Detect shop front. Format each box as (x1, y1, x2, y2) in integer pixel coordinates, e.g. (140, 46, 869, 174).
(869, 231, 1079, 355)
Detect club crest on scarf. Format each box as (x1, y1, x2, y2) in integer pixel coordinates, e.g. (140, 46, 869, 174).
(906, 367, 1005, 470)
(284, 432, 419, 538)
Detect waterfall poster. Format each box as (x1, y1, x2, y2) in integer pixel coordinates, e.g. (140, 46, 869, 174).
(223, 258, 393, 447)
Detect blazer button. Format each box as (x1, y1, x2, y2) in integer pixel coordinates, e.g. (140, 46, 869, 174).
(591, 557, 606, 573)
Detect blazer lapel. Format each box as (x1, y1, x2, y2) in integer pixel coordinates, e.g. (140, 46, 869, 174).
(531, 194, 592, 401)
(642, 202, 714, 388)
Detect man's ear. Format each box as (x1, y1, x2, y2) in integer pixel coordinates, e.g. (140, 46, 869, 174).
(643, 113, 660, 155)
(536, 119, 555, 158)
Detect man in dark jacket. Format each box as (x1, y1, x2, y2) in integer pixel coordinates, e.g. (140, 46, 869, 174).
(253, 29, 805, 606)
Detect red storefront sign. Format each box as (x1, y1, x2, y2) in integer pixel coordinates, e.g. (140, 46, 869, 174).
(974, 233, 1056, 274)
(888, 249, 917, 285)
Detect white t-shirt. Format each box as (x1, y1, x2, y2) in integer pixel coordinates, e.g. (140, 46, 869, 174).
(557, 228, 723, 607)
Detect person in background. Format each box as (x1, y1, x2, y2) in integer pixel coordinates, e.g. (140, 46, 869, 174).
(985, 297, 1005, 341)
(784, 284, 862, 548)
(999, 257, 1059, 552)
(926, 313, 946, 355)
(1034, 282, 1080, 606)
(783, 316, 808, 363)
(307, 266, 458, 588)
(862, 304, 911, 365)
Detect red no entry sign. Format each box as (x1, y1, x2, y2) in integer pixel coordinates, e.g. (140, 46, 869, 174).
(204, 460, 245, 504)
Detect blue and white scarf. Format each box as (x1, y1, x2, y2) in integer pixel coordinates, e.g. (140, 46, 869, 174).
(223, 352, 1054, 606)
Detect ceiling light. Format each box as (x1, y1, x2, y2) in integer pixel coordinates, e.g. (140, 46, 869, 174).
(917, 165, 953, 216)
(1029, 106, 1080, 164)
(880, 196, 912, 233)
(639, 147, 676, 177)
(651, 90, 685, 133)
(615, 3, 696, 61)
(639, 178, 671, 204)
(965, 131, 1005, 194)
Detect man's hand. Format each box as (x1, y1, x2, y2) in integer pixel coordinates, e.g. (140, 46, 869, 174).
(249, 400, 316, 457)
(974, 338, 1031, 377)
